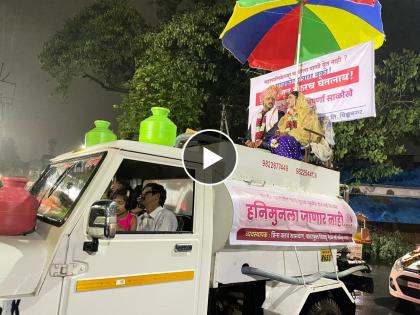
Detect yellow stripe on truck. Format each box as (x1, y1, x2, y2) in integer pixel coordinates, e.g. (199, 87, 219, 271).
(76, 270, 194, 292)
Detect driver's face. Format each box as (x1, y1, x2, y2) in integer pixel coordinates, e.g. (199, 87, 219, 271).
(138, 188, 156, 208)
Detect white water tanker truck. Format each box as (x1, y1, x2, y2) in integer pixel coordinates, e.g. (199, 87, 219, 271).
(0, 139, 370, 315)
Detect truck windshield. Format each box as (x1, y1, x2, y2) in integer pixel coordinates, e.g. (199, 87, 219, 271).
(32, 153, 105, 226)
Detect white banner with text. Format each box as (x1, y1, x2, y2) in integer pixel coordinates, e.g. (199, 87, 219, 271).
(227, 181, 357, 247)
(249, 41, 375, 124)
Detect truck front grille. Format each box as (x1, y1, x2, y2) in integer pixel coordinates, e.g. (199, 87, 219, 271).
(397, 275, 420, 300)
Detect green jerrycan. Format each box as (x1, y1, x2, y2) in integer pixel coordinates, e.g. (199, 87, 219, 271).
(139, 107, 177, 146)
(85, 120, 117, 147)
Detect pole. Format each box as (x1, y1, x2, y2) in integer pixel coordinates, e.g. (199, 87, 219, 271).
(294, 0, 304, 91)
(220, 104, 230, 136)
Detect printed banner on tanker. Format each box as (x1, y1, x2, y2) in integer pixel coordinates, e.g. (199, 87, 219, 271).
(226, 181, 357, 247)
(249, 41, 375, 124)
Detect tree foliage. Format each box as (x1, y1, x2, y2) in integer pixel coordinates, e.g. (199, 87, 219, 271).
(152, 0, 228, 22)
(334, 50, 420, 183)
(366, 229, 413, 263)
(39, 0, 419, 184)
(39, 0, 147, 94)
(116, 4, 252, 139)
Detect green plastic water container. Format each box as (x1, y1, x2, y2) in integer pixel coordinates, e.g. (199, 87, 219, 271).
(139, 107, 177, 146)
(85, 120, 117, 147)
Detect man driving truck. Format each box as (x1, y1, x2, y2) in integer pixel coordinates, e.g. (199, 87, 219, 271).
(136, 183, 178, 232)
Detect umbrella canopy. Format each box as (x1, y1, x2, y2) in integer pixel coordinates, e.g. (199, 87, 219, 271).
(220, 0, 385, 71)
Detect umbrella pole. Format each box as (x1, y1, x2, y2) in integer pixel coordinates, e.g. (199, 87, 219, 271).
(294, 0, 304, 91)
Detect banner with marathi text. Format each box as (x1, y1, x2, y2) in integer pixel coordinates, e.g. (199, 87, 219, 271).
(249, 41, 375, 124)
(226, 181, 357, 247)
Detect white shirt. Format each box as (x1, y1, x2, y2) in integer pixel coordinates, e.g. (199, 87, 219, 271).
(137, 206, 178, 232)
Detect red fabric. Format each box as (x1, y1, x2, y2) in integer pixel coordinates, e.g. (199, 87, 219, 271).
(346, 0, 376, 6)
(117, 212, 135, 231)
(248, 6, 300, 71)
(286, 120, 298, 130)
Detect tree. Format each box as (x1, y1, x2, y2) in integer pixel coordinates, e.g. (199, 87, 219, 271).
(334, 50, 420, 183)
(152, 0, 227, 21)
(116, 4, 252, 139)
(39, 0, 147, 94)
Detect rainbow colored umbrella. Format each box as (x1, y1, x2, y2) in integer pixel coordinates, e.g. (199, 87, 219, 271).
(220, 0, 385, 71)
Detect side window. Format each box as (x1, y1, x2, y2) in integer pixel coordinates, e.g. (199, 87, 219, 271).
(103, 159, 194, 234)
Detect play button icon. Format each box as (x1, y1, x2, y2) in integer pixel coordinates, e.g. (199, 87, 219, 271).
(203, 148, 223, 170)
(182, 129, 237, 185)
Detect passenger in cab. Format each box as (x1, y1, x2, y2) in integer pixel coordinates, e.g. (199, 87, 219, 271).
(268, 91, 323, 160)
(113, 189, 137, 232)
(136, 183, 178, 232)
(244, 85, 285, 149)
(106, 176, 136, 210)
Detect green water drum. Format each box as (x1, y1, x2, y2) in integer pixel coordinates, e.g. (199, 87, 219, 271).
(85, 120, 117, 147)
(139, 107, 177, 146)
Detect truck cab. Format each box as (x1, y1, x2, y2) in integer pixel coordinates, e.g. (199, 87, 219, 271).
(1, 140, 361, 315)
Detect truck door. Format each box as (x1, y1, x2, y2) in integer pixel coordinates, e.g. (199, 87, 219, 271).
(61, 152, 206, 315)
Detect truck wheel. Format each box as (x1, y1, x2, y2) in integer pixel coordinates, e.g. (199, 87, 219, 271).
(306, 298, 342, 315)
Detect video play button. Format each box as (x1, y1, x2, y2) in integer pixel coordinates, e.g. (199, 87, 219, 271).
(182, 129, 237, 185)
(203, 148, 223, 170)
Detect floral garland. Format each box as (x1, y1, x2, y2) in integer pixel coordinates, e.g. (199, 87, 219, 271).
(269, 111, 298, 149)
(285, 112, 298, 132)
(255, 111, 267, 140)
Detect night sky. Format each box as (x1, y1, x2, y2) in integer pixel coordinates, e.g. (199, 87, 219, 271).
(0, 0, 418, 164)
(0, 0, 155, 163)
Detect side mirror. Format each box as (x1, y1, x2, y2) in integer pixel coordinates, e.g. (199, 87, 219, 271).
(87, 200, 117, 239)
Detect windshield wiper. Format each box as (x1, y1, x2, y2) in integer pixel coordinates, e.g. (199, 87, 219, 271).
(46, 164, 76, 199)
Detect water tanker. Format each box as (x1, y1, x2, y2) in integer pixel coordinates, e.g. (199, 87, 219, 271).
(0, 140, 366, 315)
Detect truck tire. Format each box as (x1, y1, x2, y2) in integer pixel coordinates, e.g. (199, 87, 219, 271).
(305, 298, 342, 315)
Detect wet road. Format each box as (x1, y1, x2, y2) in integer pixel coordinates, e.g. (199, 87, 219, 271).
(355, 264, 420, 315)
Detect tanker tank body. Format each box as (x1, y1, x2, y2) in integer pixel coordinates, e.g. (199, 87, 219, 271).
(209, 145, 357, 288)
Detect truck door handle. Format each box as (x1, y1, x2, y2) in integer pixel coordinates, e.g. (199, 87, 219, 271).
(175, 243, 192, 252)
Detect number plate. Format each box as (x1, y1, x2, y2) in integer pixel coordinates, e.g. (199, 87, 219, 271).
(407, 281, 420, 290)
(320, 249, 333, 262)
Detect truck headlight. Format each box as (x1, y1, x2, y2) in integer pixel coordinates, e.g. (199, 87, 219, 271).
(393, 258, 403, 271)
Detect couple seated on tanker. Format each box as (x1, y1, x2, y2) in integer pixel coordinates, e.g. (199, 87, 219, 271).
(245, 86, 333, 164)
